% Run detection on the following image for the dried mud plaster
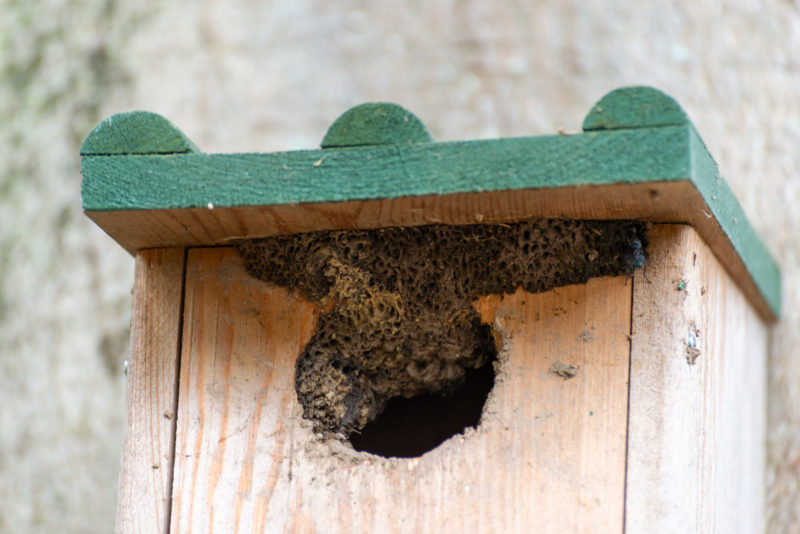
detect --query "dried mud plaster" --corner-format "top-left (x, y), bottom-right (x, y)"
top-left (238, 219), bottom-right (648, 437)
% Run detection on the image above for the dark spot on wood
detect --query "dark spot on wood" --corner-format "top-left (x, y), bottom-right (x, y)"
top-left (549, 360), bottom-right (579, 379)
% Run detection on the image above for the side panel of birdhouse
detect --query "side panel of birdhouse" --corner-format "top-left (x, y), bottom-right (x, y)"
top-left (168, 247), bottom-right (633, 534)
top-left (626, 225), bottom-right (768, 533)
top-left (116, 248), bottom-right (186, 534)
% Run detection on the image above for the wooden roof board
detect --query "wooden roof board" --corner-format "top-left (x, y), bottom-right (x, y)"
top-left (81, 126), bottom-right (691, 211)
top-left (79, 87), bottom-right (780, 321)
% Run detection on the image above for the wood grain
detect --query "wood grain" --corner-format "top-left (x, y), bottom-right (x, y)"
top-left (321, 102), bottom-right (433, 148)
top-left (81, 111), bottom-right (200, 155)
top-left (170, 247), bottom-right (631, 533)
top-left (625, 225), bottom-right (768, 533)
top-left (582, 86), bottom-right (688, 131)
top-left (115, 248), bottom-right (185, 534)
top-left (169, 247), bottom-right (319, 533)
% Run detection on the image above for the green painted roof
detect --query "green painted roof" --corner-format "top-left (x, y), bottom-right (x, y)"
top-left (80, 86), bottom-right (781, 320)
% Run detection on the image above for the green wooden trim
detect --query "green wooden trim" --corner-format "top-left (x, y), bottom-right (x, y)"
top-left (80, 111), bottom-right (200, 156)
top-left (80, 86), bottom-right (781, 319)
top-left (321, 102), bottom-right (434, 148)
top-left (583, 86), bottom-right (689, 131)
top-left (82, 126), bottom-right (691, 210)
top-left (687, 128), bottom-right (781, 318)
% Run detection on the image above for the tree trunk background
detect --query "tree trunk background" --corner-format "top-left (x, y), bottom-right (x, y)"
top-left (1, 0), bottom-right (798, 531)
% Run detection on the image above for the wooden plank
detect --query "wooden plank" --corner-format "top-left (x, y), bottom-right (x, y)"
top-left (116, 248), bottom-right (185, 534)
top-left (170, 247), bottom-right (631, 533)
top-left (81, 125), bottom-right (690, 212)
top-left (625, 225), bottom-right (768, 532)
top-left (84, 182), bottom-right (699, 253)
top-left (85, 178), bottom-right (777, 323)
top-left (169, 247), bottom-right (319, 533)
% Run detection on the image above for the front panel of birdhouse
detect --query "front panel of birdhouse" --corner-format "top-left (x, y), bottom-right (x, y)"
top-left (171, 245), bottom-right (632, 533)
top-left (118, 225), bottom-right (767, 534)
top-left (83, 87), bottom-right (777, 534)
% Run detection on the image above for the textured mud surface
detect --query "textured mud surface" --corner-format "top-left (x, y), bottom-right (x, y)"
top-left (238, 219), bottom-right (648, 436)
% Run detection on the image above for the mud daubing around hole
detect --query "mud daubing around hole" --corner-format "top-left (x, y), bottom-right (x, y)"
top-left (238, 219), bottom-right (648, 457)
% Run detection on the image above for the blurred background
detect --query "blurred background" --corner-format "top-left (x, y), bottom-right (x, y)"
top-left (1, 0), bottom-right (798, 531)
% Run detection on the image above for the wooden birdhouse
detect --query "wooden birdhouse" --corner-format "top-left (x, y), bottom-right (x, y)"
top-left (81, 87), bottom-right (780, 534)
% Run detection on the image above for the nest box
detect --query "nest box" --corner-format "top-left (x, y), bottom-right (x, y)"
top-left (82, 87), bottom-right (780, 534)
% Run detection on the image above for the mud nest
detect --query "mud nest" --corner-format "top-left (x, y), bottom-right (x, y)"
top-left (238, 219), bottom-right (648, 437)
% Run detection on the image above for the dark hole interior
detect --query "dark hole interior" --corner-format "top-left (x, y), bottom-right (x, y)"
top-left (348, 355), bottom-right (497, 458)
